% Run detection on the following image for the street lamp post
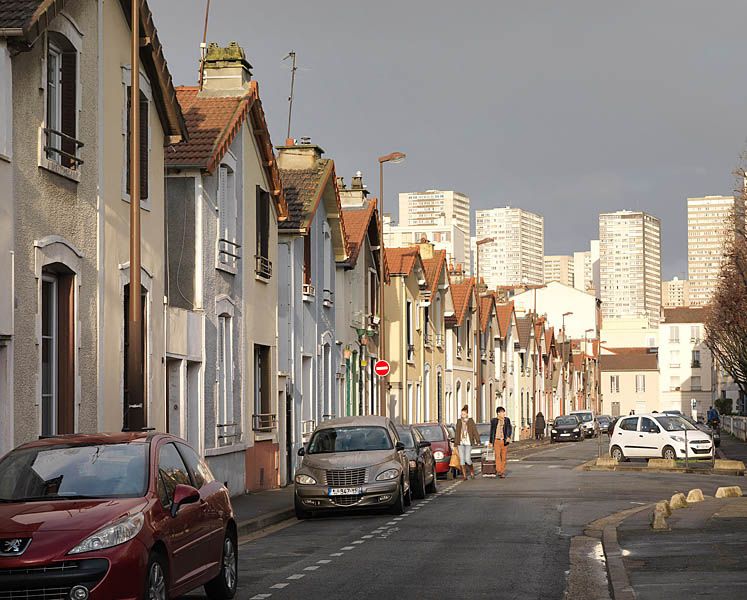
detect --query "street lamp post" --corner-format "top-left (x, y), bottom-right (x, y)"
top-left (378, 152), bottom-right (406, 417)
top-left (561, 311), bottom-right (573, 415)
top-left (475, 237), bottom-right (494, 421)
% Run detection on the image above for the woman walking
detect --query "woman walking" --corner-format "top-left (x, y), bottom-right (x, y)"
top-left (534, 412), bottom-right (546, 440)
top-left (454, 405), bottom-right (480, 480)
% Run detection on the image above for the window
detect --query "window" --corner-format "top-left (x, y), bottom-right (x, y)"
top-left (45, 34), bottom-right (81, 170)
top-left (669, 349), bottom-right (680, 368)
top-left (303, 233), bottom-right (312, 285)
top-left (406, 300), bottom-right (414, 361)
top-left (669, 375), bottom-right (679, 391)
top-left (255, 186), bottom-right (272, 279)
top-left (635, 374), bottom-right (646, 393)
top-left (691, 350), bottom-right (701, 368)
top-left (125, 87), bottom-right (149, 199)
top-left (669, 326), bottom-right (679, 343)
top-left (609, 375), bottom-right (620, 394)
top-left (217, 314), bottom-right (234, 427)
top-left (217, 164), bottom-right (238, 270)
top-left (619, 417), bottom-right (638, 431)
top-left (640, 417), bottom-right (659, 433)
top-left (176, 442), bottom-right (214, 490)
top-left (691, 376), bottom-right (701, 391)
top-left (466, 318), bottom-right (472, 358)
top-left (0, 41), bottom-right (11, 159)
top-left (690, 326), bottom-right (700, 342)
top-left (157, 443), bottom-right (192, 508)
top-left (253, 345), bottom-right (274, 431)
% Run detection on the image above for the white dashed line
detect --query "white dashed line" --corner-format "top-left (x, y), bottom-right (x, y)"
top-left (317, 559), bottom-right (332, 564)
top-left (362, 535), bottom-right (374, 539)
top-left (270, 583), bottom-right (289, 589)
top-left (287, 574), bottom-right (305, 580)
top-left (251, 595), bottom-right (272, 599)
top-left (341, 546), bottom-right (355, 551)
top-left (352, 540), bottom-right (365, 545)
top-left (304, 566), bottom-right (320, 571)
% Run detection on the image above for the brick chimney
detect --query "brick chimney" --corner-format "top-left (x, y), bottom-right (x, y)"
top-left (339, 170), bottom-right (369, 208)
top-left (201, 42), bottom-right (252, 96)
top-left (416, 238), bottom-right (434, 260)
top-left (276, 137), bottom-right (326, 170)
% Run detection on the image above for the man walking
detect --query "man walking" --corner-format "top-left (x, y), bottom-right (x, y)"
top-left (489, 406), bottom-right (513, 479)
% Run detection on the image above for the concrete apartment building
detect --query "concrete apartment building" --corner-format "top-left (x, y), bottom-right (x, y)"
top-left (662, 277), bottom-right (690, 308)
top-left (398, 190), bottom-right (470, 268)
top-left (687, 196), bottom-right (744, 306)
top-left (475, 207), bottom-right (544, 289)
top-left (544, 255), bottom-right (574, 286)
top-left (599, 211), bottom-right (662, 327)
top-left (573, 240), bottom-right (600, 295)
top-left (384, 214), bottom-right (467, 268)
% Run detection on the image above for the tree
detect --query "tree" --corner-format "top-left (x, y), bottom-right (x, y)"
top-left (704, 171), bottom-right (747, 415)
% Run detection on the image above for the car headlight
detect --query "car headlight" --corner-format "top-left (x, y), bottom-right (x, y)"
top-left (376, 468), bottom-right (400, 481)
top-left (573, 428), bottom-right (580, 433)
top-left (69, 513), bottom-right (144, 554)
top-left (409, 460), bottom-right (417, 469)
top-left (551, 429), bottom-right (557, 434)
top-left (670, 435), bottom-right (685, 443)
top-left (433, 451), bottom-right (445, 460)
top-left (295, 474), bottom-right (317, 485)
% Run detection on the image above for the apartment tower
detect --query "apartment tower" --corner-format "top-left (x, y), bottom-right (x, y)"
top-left (543, 255), bottom-right (574, 286)
top-left (475, 207), bottom-right (544, 289)
top-left (599, 211), bottom-right (662, 326)
top-left (662, 277), bottom-right (690, 308)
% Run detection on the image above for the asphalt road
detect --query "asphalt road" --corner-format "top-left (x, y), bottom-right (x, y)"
top-left (184, 437), bottom-right (746, 600)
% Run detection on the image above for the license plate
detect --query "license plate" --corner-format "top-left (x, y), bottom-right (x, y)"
top-left (328, 487), bottom-right (362, 496)
top-left (560, 433), bottom-right (570, 437)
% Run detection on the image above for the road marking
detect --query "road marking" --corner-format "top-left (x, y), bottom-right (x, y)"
top-left (271, 583), bottom-right (289, 589)
top-left (251, 595), bottom-right (272, 599)
top-left (317, 559), bottom-right (332, 564)
top-left (341, 546), bottom-right (355, 550)
top-left (393, 517), bottom-right (403, 521)
top-left (330, 552), bottom-right (343, 557)
top-left (386, 521), bottom-right (397, 525)
top-left (287, 574), bottom-right (305, 580)
top-left (362, 535), bottom-right (374, 538)
top-left (352, 540), bottom-right (365, 545)
top-left (304, 565), bottom-right (320, 571)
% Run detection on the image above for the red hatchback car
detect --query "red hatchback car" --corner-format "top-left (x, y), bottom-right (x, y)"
top-left (413, 423), bottom-right (452, 477)
top-left (0, 432), bottom-right (237, 600)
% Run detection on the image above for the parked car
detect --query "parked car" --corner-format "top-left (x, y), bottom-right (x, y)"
top-left (470, 423), bottom-right (492, 462)
top-left (609, 413), bottom-right (714, 461)
top-left (413, 423), bottom-right (452, 478)
top-left (294, 416), bottom-right (411, 518)
top-left (550, 415), bottom-right (583, 442)
top-left (396, 426), bottom-right (437, 498)
top-left (662, 409), bottom-right (683, 416)
top-left (596, 415), bottom-right (612, 434)
top-left (683, 415), bottom-right (721, 448)
top-left (0, 432), bottom-right (237, 600)
top-left (569, 410), bottom-right (597, 438)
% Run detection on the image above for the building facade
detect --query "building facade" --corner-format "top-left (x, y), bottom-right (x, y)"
top-left (444, 273), bottom-right (476, 424)
top-left (599, 210), bottom-right (661, 327)
top-left (573, 240), bottom-right (599, 295)
top-left (601, 348), bottom-right (660, 416)
top-left (662, 277), bottom-right (690, 308)
top-left (687, 195), bottom-right (744, 307)
top-left (544, 255), bottom-right (574, 286)
top-left (384, 214), bottom-right (466, 269)
top-left (475, 207), bottom-right (544, 289)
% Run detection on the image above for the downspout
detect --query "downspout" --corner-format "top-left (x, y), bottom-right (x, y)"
top-left (95, 0), bottom-right (105, 431)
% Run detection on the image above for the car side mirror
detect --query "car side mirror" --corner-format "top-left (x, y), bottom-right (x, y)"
top-left (170, 484), bottom-right (200, 518)
top-left (298, 447), bottom-right (305, 457)
top-left (418, 440), bottom-right (431, 449)
top-left (395, 441), bottom-right (406, 452)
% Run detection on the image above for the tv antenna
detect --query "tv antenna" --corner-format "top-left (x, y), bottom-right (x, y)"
top-left (283, 51), bottom-right (297, 140)
top-left (198, 0), bottom-right (211, 90)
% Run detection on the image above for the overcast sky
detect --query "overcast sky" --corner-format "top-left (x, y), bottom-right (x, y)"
top-left (150, 0), bottom-right (747, 278)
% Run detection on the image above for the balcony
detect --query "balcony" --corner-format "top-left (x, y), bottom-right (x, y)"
top-left (302, 419), bottom-right (316, 439)
top-left (669, 363), bottom-right (680, 369)
top-left (435, 333), bottom-right (444, 348)
top-left (302, 283), bottom-right (315, 301)
top-left (424, 331), bottom-right (432, 348)
top-left (218, 238), bottom-right (241, 270)
top-left (252, 413), bottom-right (277, 433)
top-left (407, 344), bottom-right (415, 362)
top-left (255, 255), bottom-right (272, 280)
top-left (43, 127), bottom-right (84, 170)
top-left (216, 422), bottom-right (241, 445)
top-left (691, 361), bottom-right (701, 369)
top-left (456, 343), bottom-right (463, 359)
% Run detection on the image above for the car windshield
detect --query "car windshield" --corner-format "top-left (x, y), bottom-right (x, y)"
top-left (573, 412), bottom-right (593, 422)
top-left (0, 443), bottom-right (149, 501)
top-left (555, 416), bottom-right (578, 426)
top-left (663, 410), bottom-right (682, 416)
top-left (396, 429), bottom-right (416, 448)
top-left (415, 425), bottom-right (445, 442)
top-left (655, 416), bottom-right (697, 432)
top-left (307, 427), bottom-right (393, 454)
top-left (597, 417), bottom-right (610, 424)
top-left (477, 424), bottom-right (491, 442)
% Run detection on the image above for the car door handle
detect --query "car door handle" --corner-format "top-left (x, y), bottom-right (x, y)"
top-left (639, 434), bottom-right (644, 437)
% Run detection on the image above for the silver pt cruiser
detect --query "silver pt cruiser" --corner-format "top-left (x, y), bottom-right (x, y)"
top-left (294, 416), bottom-right (411, 518)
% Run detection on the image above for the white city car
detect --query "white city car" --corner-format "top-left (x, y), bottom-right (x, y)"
top-left (609, 413), bottom-right (714, 461)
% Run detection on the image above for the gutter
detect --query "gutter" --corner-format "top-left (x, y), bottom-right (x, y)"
top-left (0, 29), bottom-right (24, 37)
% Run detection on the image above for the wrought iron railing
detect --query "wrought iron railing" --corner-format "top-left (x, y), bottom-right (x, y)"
top-left (252, 413), bottom-right (277, 432)
top-left (255, 255), bottom-right (272, 279)
top-left (218, 238), bottom-right (241, 267)
top-left (43, 127), bottom-right (84, 169)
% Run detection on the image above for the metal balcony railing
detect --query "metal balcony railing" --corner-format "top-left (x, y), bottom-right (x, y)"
top-left (43, 127), bottom-right (84, 169)
top-left (302, 419), bottom-right (316, 437)
top-left (216, 422), bottom-right (240, 443)
top-left (252, 413), bottom-right (277, 433)
top-left (255, 255), bottom-right (272, 279)
top-left (423, 331), bottom-right (432, 347)
top-left (435, 333), bottom-right (444, 348)
top-left (302, 283), bottom-right (315, 298)
top-left (218, 238), bottom-right (241, 267)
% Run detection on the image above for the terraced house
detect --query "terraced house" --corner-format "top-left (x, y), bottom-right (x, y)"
top-left (165, 42), bottom-right (287, 493)
top-left (444, 271), bottom-right (476, 423)
top-left (0, 0), bottom-right (186, 450)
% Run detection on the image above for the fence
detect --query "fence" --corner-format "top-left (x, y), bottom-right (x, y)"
top-left (722, 415), bottom-right (747, 441)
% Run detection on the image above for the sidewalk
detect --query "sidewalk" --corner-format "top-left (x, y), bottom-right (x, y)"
top-left (720, 432), bottom-right (747, 464)
top-left (613, 494), bottom-right (747, 599)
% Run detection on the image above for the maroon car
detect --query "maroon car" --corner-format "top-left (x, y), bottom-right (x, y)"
top-left (413, 423), bottom-right (452, 477)
top-left (0, 432), bottom-right (237, 600)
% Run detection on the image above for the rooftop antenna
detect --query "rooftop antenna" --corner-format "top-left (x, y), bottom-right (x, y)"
top-left (198, 0), bottom-right (211, 90)
top-left (283, 51), bottom-right (297, 140)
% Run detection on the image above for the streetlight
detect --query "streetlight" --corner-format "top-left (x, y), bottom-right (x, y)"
top-left (561, 311), bottom-right (573, 415)
top-left (584, 328), bottom-right (594, 411)
top-left (521, 278), bottom-right (542, 425)
top-left (378, 151), bottom-right (406, 417)
top-left (475, 237), bottom-right (494, 421)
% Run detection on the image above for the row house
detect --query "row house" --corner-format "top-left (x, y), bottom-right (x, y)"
top-left (444, 273), bottom-right (476, 423)
top-left (164, 43), bottom-right (287, 493)
top-left (336, 173), bottom-right (382, 418)
top-left (0, 0), bottom-right (186, 453)
top-left (600, 347), bottom-right (660, 416)
top-left (277, 140), bottom-right (347, 476)
top-left (513, 315), bottom-right (535, 436)
top-left (478, 292), bottom-right (500, 420)
top-left (495, 301), bottom-right (518, 419)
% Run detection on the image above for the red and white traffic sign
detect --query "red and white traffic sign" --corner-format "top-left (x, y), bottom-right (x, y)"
top-left (374, 359), bottom-right (390, 377)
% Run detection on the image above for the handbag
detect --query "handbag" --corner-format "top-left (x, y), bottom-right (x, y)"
top-left (449, 445), bottom-right (461, 468)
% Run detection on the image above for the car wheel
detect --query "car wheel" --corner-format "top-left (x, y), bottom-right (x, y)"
top-left (426, 465), bottom-right (438, 494)
top-left (662, 446), bottom-right (676, 460)
top-left (145, 552), bottom-right (168, 600)
top-left (390, 480), bottom-right (405, 515)
top-left (610, 445), bottom-right (625, 462)
top-left (204, 531), bottom-right (238, 599)
top-left (294, 494), bottom-right (312, 520)
top-left (413, 468), bottom-right (426, 499)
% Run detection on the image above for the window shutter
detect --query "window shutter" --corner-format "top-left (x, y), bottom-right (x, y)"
top-left (60, 51), bottom-right (76, 169)
top-left (139, 94), bottom-right (148, 199)
top-left (126, 88), bottom-right (131, 195)
top-left (303, 233), bottom-right (311, 284)
top-left (218, 166), bottom-right (228, 242)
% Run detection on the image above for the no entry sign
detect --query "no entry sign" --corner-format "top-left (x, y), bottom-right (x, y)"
top-left (374, 359), bottom-right (390, 377)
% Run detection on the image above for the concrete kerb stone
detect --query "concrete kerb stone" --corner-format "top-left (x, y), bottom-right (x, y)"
top-left (715, 485), bottom-right (744, 499)
top-left (237, 507), bottom-right (296, 538)
top-left (669, 492), bottom-right (688, 510)
top-left (647, 458), bottom-right (677, 469)
top-left (714, 459), bottom-right (746, 474)
top-left (686, 488), bottom-right (705, 503)
top-left (595, 456), bottom-right (618, 468)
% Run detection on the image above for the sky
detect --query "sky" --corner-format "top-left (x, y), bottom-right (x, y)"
top-left (149, 0), bottom-right (747, 279)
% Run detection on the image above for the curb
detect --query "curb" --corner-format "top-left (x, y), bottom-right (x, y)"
top-left (581, 463), bottom-right (744, 476)
top-left (237, 507), bottom-right (295, 538)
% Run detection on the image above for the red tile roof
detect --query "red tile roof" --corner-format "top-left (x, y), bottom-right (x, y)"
top-left (495, 302), bottom-right (514, 339)
top-left (422, 250), bottom-right (447, 297)
top-left (480, 295), bottom-right (495, 332)
top-left (545, 327), bottom-right (555, 354)
top-left (662, 307), bottom-right (708, 324)
top-left (448, 278), bottom-right (475, 327)
top-left (341, 200), bottom-right (377, 267)
top-left (278, 160), bottom-right (333, 231)
top-left (600, 348), bottom-right (658, 371)
top-left (385, 247), bottom-right (420, 276)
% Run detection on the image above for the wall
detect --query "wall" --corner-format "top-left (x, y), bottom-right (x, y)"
top-left (658, 321), bottom-right (712, 415)
top-left (602, 369), bottom-right (660, 416)
top-left (513, 282), bottom-right (598, 340)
